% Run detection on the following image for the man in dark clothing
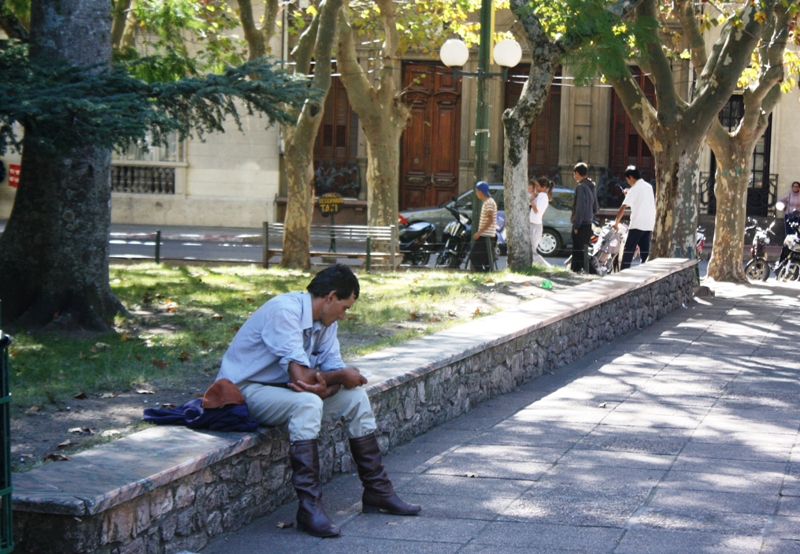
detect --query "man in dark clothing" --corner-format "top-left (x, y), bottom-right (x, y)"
top-left (570, 162), bottom-right (599, 273)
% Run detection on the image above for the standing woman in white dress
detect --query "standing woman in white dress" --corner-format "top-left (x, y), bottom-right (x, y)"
top-left (529, 177), bottom-right (554, 266)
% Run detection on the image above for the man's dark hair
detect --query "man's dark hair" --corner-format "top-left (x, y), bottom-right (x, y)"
top-left (573, 162), bottom-right (588, 177)
top-left (307, 264), bottom-right (360, 300)
top-left (623, 166), bottom-right (642, 180)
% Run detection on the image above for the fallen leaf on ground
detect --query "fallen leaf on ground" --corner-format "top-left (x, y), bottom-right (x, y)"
top-left (178, 351), bottom-right (191, 363)
top-left (152, 358), bottom-right (168, 369)
top-left (408, 312), bottom-right (418, 320)
top-left (43, 453), bottom-right (69, 462)
top-left (101, 430), bottom-right (121, 438)
top-left (26, 406), bottom-right (40, 414)
top-left (598, 402), bottom-right (607, 408)
top-left (210, 314), bottom-right (223, 320)
top-left (95, 342), bottom-right (111, 350)
top-left (119, 334), bottom-right (128, 342)
top-left (160, 403), bottom-right (176, 409)
top-left (276, 522), bottom-right (294, 529)
top-left (73, 392), bottom-right (87, 400)
top-left (473, 308), bottom-right (482, 317)
top-left (136, 389), bottom-right (155, 395)
top-left (69, 427), bottom-right (94, 435)
top-left (57, 440), bottom-right (72, 449)
top-left (100, 391), bottom-right (118, 399)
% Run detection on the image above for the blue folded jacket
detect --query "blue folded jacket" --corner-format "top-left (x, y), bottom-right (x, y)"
top-left (143, 397), bottom-right (260, 432)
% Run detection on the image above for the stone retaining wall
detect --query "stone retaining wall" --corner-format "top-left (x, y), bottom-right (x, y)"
top-left (12, 260), bottom-right (697, 553)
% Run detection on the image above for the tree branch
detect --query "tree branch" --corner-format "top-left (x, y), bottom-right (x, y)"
top-left (292, 9), bottom-right (320, 76)
top-left (689, 0), bottom-right (772, 123)
top-left (674, 0), bottom-right (708, 73)
top-left (336, 6), bottom-right (374, 114)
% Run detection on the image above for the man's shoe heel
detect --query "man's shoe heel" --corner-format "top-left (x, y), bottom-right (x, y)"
top-left (362, 504), bottom-right (381, 514)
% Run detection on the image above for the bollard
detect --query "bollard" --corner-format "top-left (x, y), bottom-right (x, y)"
top-left (268, 221), bottom-right (269, 269)
top-left (584, 245), bottom-right (590, 273)
top-left (366, 237), bottom-right (372, 272)
top-left (0, 331), bottom-right (13, 554)
top-left (155, 230), bottom-right (162, 264)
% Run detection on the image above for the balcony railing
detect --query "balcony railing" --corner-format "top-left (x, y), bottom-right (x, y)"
top-left (112, 165), bottom-right (176, 194)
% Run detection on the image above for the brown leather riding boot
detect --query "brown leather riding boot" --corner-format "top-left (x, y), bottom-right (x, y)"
top-left (348, 433), bottom-right (421, 515)
top-left (289, 439), bottom-right (341, 537)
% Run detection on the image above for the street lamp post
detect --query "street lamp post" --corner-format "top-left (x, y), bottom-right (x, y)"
top-left (439, 6), bottom-right (521, 263)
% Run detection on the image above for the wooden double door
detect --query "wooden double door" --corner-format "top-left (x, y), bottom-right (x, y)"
top-left (400, 64), bottom-right (461, 210)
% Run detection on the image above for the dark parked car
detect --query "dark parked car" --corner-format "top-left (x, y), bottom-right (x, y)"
top-left (400, 183), bottom-right (574, 256)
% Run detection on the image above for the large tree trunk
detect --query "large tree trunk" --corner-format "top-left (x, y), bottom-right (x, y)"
top-left (500, 37), bottom-right (558, 271)
top-left (280, 0), bottom-right (342, 269)
top-left (650, 136), bottom-right (702, 259)
top-left (706, 146), bottom-right (751, 282)
top-left (0, 0), bottom-right (126, 332)
top-left (704, 6), bottom-right (788, 283)
top-left (336, 0), bottom-right (409, 229)
top-left (364, 123), bottom-right (404, 227)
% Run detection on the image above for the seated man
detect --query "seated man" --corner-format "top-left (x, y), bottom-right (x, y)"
top-left (215, 264), bottom-right (420, 537)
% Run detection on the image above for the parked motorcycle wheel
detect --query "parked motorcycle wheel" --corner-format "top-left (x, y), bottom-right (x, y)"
top-left (403, 250), bottom-right (431, 267)
top-left (776, 261), bottom-right (800, 281)
top-left (435, 251), bottom-right (461, 269)
top-left (784, 262), bottom-right (800, 281)
top-left (744, 258), bottom-right (770, 282)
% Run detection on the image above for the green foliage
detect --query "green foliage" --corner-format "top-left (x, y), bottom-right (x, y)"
top-left (346, 0), bottom-right (481, 56)
top-left (127, 0), bottom-right (248, 74)
top-left (567, 12), bottom-right (660, 85)
top-left (0, 43), bottom-right (318, 156)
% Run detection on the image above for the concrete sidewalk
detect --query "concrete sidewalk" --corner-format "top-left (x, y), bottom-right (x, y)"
top-left (203, 281), bottom-right (800, 554)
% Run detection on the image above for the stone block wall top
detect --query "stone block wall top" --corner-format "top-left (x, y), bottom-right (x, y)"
top-left (358, 258), bottom-right (696, 394)
top-left (12, 426), bottom-right (268, 516)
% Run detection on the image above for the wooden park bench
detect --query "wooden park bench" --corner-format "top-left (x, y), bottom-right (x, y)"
top-left (262, 222), bottom-right (398, 271)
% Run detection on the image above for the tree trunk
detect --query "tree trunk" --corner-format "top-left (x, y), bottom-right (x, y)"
top-left (364, 122), bottom-right (404, 227)
top-left (650, 136), bottom-right (702, 259)
top-left (336, 1), bottom-right (409, 229)
top-left (282, 124), bottom-right (317, 270)
top-left (280, 0), bottom-right (342, 270)
top-left (0, 0), bottom-right (126, 332)
top-left (706, 148), bottom-right (751, 282)
top-left (501, 58), bottom-right (556, 271)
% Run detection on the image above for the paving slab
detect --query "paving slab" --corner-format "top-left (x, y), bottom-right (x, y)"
top-left (203, 282), bottom-right (800, 554)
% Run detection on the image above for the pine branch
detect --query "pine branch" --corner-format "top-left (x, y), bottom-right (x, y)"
top-left (0, 45), bottom-right (318, 155)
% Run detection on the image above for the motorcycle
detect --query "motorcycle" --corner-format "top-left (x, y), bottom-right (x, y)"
top-left (773, 211), bottom-right (800, 281)
top-left (434, 204), bottom-right (472, 269)
top-left (434, 206), bottom-right (505, 270)
top-left (744, 217), bottom-right (775, 282)
top-left (398, 214), bottom-right (436, 266)
top-left (564, 220), bottom-right (603, 271)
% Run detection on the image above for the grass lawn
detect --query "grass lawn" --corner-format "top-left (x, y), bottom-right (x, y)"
top-left (8, 263), bottom-right (572, 414)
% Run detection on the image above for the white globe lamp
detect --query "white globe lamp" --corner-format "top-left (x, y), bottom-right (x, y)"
top-left (493, 38), bottom-right (522, 68)
top-left (439, 39), bottom-right (469, 68)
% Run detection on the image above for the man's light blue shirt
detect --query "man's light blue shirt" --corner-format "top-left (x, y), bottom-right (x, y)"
top-left (216, 291), bottom-right (346, 385)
